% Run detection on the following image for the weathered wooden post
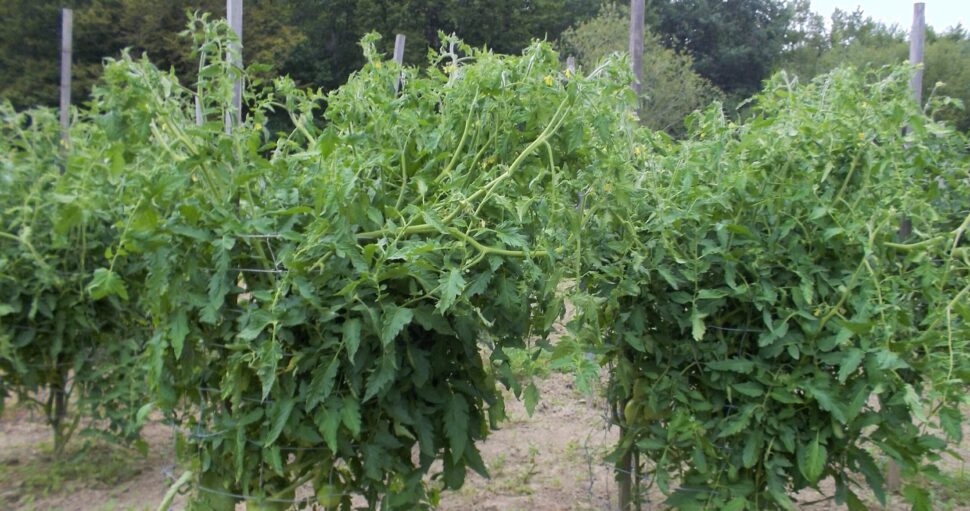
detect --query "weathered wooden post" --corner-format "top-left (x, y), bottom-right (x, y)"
top-left (888, 3), bottom-right (927, 489)
top-left (629, 0), bottom-right (645, 97)
top-left (909, 2), bottom-right (926, 107)
top-left (393, 33), bottom-right (406, 93)
top-left (59, 8), bottom-right (73, 156)
top-left (225, 0), bottom-right (243, 133)
top-left (617, 3), bottom-right (646, 508)
top-left (897, 2), bottom-right (926, 242)
top-left (566, 55), bottom-right (576, 75)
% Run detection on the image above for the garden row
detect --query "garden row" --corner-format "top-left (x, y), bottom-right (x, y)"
top-left (1, 17), bottom-right (968, 511)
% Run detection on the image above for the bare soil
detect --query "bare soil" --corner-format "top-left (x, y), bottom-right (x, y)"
top-left (2, 372), bottom-right (968, 510)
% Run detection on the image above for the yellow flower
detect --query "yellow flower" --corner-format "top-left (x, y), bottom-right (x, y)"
top-left (375, 61), bottom-right (382, 70)
top-left (633, 145), bottom-right (643, 157)
top-left (858, 132), bottom-right (865, 141)
top-left (564, 69), bottom-right (573, 79)
top-left (543, 75), bottom-right (554, 87)
top-left (254, 122), bottom-right (262, 131)
top-left (443, 64), bottom-right (456, 73)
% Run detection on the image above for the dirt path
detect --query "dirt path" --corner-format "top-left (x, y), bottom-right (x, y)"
top-left (2, 371), bottom-right (968, 510)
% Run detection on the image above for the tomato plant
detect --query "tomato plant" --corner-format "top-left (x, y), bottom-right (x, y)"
top-left (567, 66), bottom-right (970, 509)
top-left (0, 102), bottom-right (147, 456)
top-left (86, 17), bottom-right (634, 509)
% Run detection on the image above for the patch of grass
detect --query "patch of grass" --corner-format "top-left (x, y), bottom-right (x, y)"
top-left (923, 462), bottom-right (970, 509)
top-left (0, 438), bottom-right (147, 508)
top-left (505, 347), bottom-right (552, 380)
top-left (489, 453), bottom-right (509, 477)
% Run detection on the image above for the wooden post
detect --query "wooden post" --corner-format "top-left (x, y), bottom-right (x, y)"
top-left (225, 0), bottom-right (243, 133)
top-left (195, 96), bottom-right (204, 126)
top-left (909, 3), bottom-right (926, 106)
top-left (393, 33), bottom-right (406, 94)
top-left (889, 8), bottom-right (927, 489)
top-left (898, 2), bottom-right (926, 241)
top-left (629, 0), bottom-right (645, 97)
top-left (566, 56), bottom-right (576, 75)
top-left (59, 8), bottom-right (73, 155)
top-left (618, 2), bottom-right (646, 509)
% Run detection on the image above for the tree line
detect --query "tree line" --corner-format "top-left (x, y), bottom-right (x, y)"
top-left (1, 0), bottom-right (968, 132)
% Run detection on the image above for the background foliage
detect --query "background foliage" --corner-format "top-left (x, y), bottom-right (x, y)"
top-left (3, 1), bottom-right (968, 133)
top-left (559, 2), bottom-right (722, 134)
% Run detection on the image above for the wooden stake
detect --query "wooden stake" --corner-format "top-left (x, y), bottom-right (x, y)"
top-left (629, 0), bottom-right (645, 97)
top-left (566, 56), bottom-right (576, 75)
top-left (226, 0), bottom-right (243, 133)
top-left (619, 3), bottom-right (646, 508)
top-left (393, 33), bottom-right (406, 93)
top-left (909, 3), bottom-right (926, 106)
top-left (891, 10), bottom-right (926, 486)
top-left (59, 8), bottom-right (73, 155)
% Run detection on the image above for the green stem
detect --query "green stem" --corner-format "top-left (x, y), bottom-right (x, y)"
top-left (156, 470), bottom-right (193, 511)
top-left (395, 132), bottom-right (412, 211)
top-left (884, 235), bottom-right (947, 251)
top-left (817, 259), bottom-right (866, 331)
top-left (435, 94), bottom-right (478, 183)
top-left (834, 150), bottom-right (863, 204)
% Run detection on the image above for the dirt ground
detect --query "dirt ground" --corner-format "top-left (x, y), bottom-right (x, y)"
top-left (2, 371), bottom-right (969, 511)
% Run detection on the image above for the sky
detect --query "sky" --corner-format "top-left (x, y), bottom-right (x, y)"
top-left (809, 0), bottom-right (968, 32)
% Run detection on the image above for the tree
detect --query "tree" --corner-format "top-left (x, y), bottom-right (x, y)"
top-left (650, 0), bottom-right (795, 100)
top-left (560, 2), bottom-right (722, 134)
top-left (281, 0), bottom-right (605, 91)
top-left (1, 0), bottom-right (605, 109)
top-left (923, 27), bottom-right (970, 132)
top-left (777, 9), bottom-right (970, 132)
top-left (0, 0), bottom-right (303, 109)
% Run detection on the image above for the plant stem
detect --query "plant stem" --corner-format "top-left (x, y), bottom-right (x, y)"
top-left (156, 470), bottom-right (193, 511)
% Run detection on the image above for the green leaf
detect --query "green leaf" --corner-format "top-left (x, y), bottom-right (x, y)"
top-left (902, 383), bottom-right (927, 422)
top-left (845, 489), bottom-right (866, 511)
top-left (343, 318), bottom-right (362, 362)
top-left (797, 435), bottom-right (827, 484)
top-left (262, 398), bottom-right (295, 447)
top-left (903, 484), bottom-right (932, 511)
top-left (86, 268), bottom-right (128, 301)
top-left (707, 358), bottom-right (754, 374)
top-left (380, 306), bottom-right (414, 346)
top-left (691, 309), bottom-right (706, 341)
top-left (722, 498), bottom-right (747, 511)
top-left (804, 384), bottom-right (847, 423)
top-left (307, 358), bottom-right (339, 410)
top-left (742, 429), bottom-right (762, 468)
top-left (718, 407), bottom-right (753, 438)
top-left (363, 354), bottom-right (397, 402)
top-left (444, 393), bottom-right (470, 462)
top-left (837, 349), bottom-right (864, 383)
top-left (341, 397), bottom-right (361, 438)
top-left (255, 340), bottom-right (282, 401)
top-left (314, 406), bottom-right (340, 452)
top-left (733, 382), bottom-right (764, 397)
top-left (169, 310), bottom-right (189, 359)
top-left (523, 382), bottom-right (539, 417)
top-left (436, 268), bottom-right (466, 313)
top-left (0, 304), bottom-right (13, 317)
top-left (135, 402), bottom-right (155, 425)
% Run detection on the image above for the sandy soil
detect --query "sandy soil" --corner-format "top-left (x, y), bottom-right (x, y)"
top-left (2, 372), bottom-right (968, 511)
